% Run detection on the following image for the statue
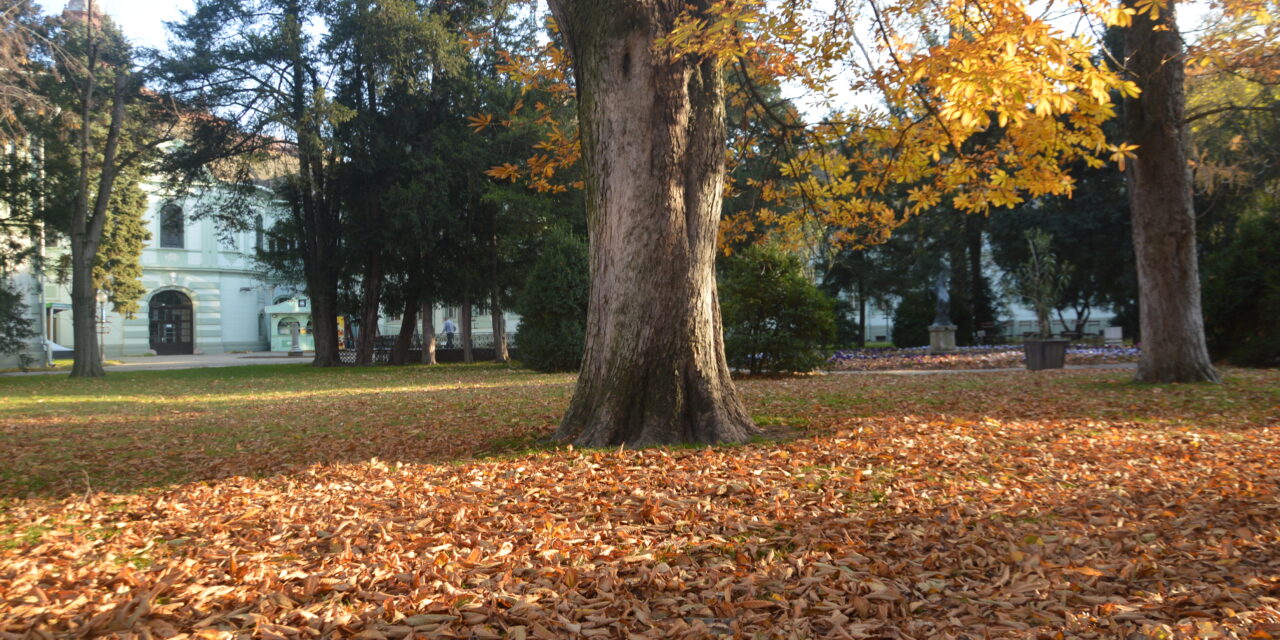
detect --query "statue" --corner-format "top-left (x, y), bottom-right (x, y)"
top-left (928, 259), bottom-right (957, 353)
top-left (932, 263), bottom-right (952, 327)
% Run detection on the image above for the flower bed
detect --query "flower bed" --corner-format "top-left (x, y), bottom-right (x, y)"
top-left (827, 344), bottom-right (1141, 371)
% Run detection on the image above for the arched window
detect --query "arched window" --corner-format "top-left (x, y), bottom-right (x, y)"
top-left (160, 204), bottom-right (184, 249)
top-left (277, 317), bottom-right (301, 335)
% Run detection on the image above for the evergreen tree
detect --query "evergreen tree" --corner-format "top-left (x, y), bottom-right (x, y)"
top-left (1202, 202), bottom-right (1280, 367)
top-left (23, 6), bottom-right (174, 377)
top-left (515, 228), bottom-right (589, 372)
top-left (162, 0), bottom-right (347, 366)
top-left (326, 0), bottom-right (468, 365)
top-left (719, 245), bottom-right (836, 374)
top-left (0, 0), bottom-right (42, 145)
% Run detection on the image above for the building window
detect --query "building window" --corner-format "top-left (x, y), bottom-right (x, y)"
top-left (160, 204), bottom-right (184, 249)
top-left (298, 298), bottom-right (308, 308)
top-left (277, 317), bottom-right (300, 335)
top-left (254, 215), bottom-right (264, 251)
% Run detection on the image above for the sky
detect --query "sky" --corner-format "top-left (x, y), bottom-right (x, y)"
top-left (36, 0), bottom-right (194, 51)
top-left (36, 0), bottom-right (1215, 122)
top-left (41, 0), bottom-right (1216, 54)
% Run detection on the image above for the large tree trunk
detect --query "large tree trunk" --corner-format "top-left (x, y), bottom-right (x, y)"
top-left (460, 294), bottom-right (473, 364)
top-left (420, 298), bottom-right (437, 365)
top-left (1123, 0), bottom-right (1219, 383)
top-left (283, 0), bottom-right (342, 369)
top-left (69, 259), bottom-right (103, 378)
top-left (390, 290), bottom-right (418, 366)
top-left (355, 254), bottom-right (383, 366)
top-left (309, 281), bottom-right (342, 367)
top-left (548, 0), bottom-right (757, 446)
top-left (490, 288), bottom-right (509, 364)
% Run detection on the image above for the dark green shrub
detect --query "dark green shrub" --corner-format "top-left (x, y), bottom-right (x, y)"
top-left (0, 278), bottom-right (36, 369)
top-left (890, 288), bottom-right (934, 348)
top-left (1203, 211), bottom-right (1280, 367)
top-left (515, 229), bottom-right (590, 372)
top-left (719, 245), bottom-right (836, 373)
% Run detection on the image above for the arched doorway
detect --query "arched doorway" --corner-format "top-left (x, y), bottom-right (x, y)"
top-left (149, 290), bottom-right (194, 355)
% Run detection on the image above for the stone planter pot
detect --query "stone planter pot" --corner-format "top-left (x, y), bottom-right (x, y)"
top-left (1024, 339), bottom-right (1068, 370)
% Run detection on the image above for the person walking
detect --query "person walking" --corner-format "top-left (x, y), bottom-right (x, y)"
top-left (443, 317), bottom-right (457, 349)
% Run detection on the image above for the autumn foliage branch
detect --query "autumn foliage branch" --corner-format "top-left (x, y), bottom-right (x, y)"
top-left (475, 0), bottom-right (1273, 251)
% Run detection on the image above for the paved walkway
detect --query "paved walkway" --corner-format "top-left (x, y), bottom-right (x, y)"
top-left (1, 352), bottom-right (315, 376)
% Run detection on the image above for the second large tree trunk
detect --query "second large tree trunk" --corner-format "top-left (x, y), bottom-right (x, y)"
top-left (69, 257), bottom-right (104, 378)
top-left (390, 290), bottom-right (418, 366)
top-left (1123, 0), bottom-right (1219, 383)
top-left (490, 291), bottom-right (509, 364)
top-left (549, 0), bottom-right (757, 446)
top-left (309, 284), bottom-right (342, 367)
top-left (489, 232), bottom-right (509, 363)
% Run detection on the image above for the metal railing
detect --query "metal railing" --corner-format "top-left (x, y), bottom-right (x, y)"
top-left (341, 331), bottom-right (513, 364)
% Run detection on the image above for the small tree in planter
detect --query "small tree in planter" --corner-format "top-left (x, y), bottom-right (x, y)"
top-left (1008, 230), bottom-right (1073, 370)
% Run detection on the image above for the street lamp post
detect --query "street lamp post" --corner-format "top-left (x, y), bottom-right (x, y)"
top-left (288, 322), bottom-right (303, 357)
top-left (96, 289), bottom-right (108, 363)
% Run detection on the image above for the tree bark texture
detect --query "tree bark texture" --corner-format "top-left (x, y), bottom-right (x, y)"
top-left (390, 290), bottom-right (418, 366)
top-left (69, 76), bottom-right (128, 378)
top-left (548, 0), bottom-right (758, 446)
top-left (309, 284), bottom-right (341, 367)
top-left (69, 259), bottom-right (104, 378)
top-left (420, 298), bottom-right (437, 365)
top-left (355, 254), bottom-right (383, 366)
top-left (1123, 0), bottom-right (1220, 383)
top-left (490, 289), bottom-right (509, 363)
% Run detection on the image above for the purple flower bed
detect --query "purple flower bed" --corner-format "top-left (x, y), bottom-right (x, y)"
top-left (827, 344), bottom-right (1141, 371)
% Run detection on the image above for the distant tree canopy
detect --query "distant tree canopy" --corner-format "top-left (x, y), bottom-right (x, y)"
top-left (891, 289), bottom-right (935, 349)
top-left (160, 0), bottom-right (581, 367)
top-left (987, 165), bottom-right (1136, 336)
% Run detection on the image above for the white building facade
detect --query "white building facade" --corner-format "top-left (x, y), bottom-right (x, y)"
top-left (2, 179), bottom-right (522, 368)
top-left (35, 185), bottom-right (278, 361)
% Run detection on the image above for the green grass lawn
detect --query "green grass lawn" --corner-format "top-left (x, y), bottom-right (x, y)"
top-left (2, 364), bottom-right (1278, 638)
top-left (0, 363), bottom-right (576, 498)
